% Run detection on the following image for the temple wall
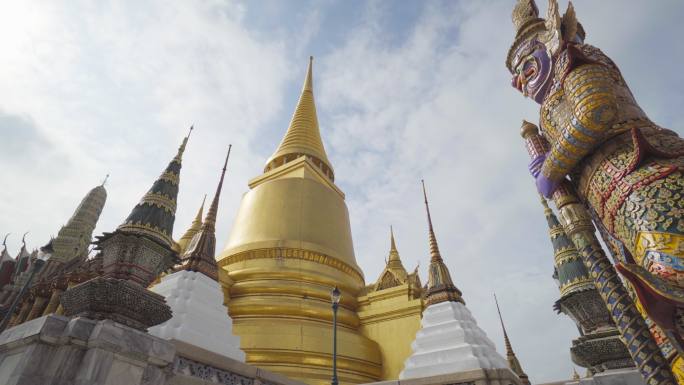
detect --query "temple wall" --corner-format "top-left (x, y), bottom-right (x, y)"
top-left (358, 284), bottom-right (423, 380)
top-left (0, 314), bottom-right (309, 385)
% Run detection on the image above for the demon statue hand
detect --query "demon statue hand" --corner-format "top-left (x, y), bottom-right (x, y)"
top-left (507, 0), bottom-right (684, 377)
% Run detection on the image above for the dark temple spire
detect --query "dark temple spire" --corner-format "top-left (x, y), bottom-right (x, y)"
top-left (178, 145), bottom-right (232, 280)
top-left (114, 126), bottom-right (193, 249)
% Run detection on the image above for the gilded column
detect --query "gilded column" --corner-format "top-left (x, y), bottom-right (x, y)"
top-left (26, 295), bottom-right (48, 321)
top-left (42, 288), bottom-right (63, 316)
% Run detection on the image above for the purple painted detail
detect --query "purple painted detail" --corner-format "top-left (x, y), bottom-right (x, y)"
top-left (536, 173), bottom-right (560, 198)
top-left (528, 154), bottom-right (545, 177)
top-left (528, 153), bottom-right (559, 197)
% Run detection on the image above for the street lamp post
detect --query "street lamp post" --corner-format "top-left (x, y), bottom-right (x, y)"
top-left (0, 252), bottom-right (50, 333)
top-left (331, 286), bottom-right (341, 385)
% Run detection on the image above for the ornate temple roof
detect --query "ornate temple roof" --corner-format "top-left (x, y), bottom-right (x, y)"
top-left (0, 234), bottom-right (11, 263)
top-left (421, 180), bottom-right (464, 306)
top-left (264, 57), bottom-right (334, 181)
top-left (0, 234), bottom-right (16, 288)
top-left (374, 227), bottom-right (409, 291)
top-left (106, 127), bottom-right (192, 250)
top-left (541, 197), bottom-right (594, 302)
top-left (494, 293), bottom-right (531, 385)
top-left (178, 146), bottom-right (231, 281)
top-left (13, 233), bottom-right (31, 278)
top-left (176, 195), bottom-right (205, 254)
top-left (51, 182), bottom-right (107, 263)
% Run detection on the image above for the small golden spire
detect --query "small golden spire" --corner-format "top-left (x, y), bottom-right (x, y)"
top-left (204, 144), bottom-right (232, 229)
top-left (265, 57), bottom-right (333, 179)
top-left (421, 180), bottom-right (464, 306)
top-left (177, 195), bottom-right (206, 254)
top-left (421, 179), bottom-right (442, 263)
top-left (386, 226), bottom-right (406, 272)
top-left (494, 293), bottom-right (531, 385)
top-left (390, 225), bottom-right (397, 252)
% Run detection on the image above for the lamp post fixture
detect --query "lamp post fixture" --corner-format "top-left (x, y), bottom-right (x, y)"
top-left (0, 251), bottom-right (50, 333)
top-left (331, 286), bottom-right (341, 385)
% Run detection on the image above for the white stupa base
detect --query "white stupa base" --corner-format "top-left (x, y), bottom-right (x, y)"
top-left (149, 270), bottom-right (245, 361)
top-left (400, 301), bottom-right (508, 379)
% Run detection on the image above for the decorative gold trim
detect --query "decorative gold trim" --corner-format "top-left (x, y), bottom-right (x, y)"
top-left (116, 222), bottom-right (174, 247)
top-left (218, 247), bottom-right (364, 282)
top-left (158, 171), bottom-right (180, 186)
top-left (139, 192), bottom-right (177, 213)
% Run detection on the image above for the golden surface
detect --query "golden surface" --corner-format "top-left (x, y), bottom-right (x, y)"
top-left (358, 284), bottom-right (423, 380)
top-left (222, 158), bottom-right (360, 272)
top-left (216, 59), bottom-right (430, 384)
top-left (176, 196), bottom-right (204, 254)
top-left (218, 59), bottom-right (380, 384)
top-left (265, 57), bottom-right (332, 178)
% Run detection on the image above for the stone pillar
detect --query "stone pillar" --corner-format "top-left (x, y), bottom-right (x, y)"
top-left (42, 289), bottom-right (63, 316)
top-left (26, 297), bottom-right (48, 321)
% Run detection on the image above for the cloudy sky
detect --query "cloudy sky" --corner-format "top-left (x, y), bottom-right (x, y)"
top-left (1, 0), bottom-right (683, 382)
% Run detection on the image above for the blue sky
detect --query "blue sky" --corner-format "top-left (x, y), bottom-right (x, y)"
top-left (1, 1), bottom-right (683, 383)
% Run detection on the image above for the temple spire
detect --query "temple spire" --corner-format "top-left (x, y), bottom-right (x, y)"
top-left (422, 180), bottom-right (443, 263)
top-left (114, 128), bottom-right (192, 249)
top-left (101, 174), bottom-right (109, 187)
top-left (421, 180), bottom-right (464, 305)
top-left (179, 145), bottom-right (232, 280)
top-left (177, 195), bottom-right (206, 254)
top-left (494, 293), bottom-right (531, 385)
top-left (0, 233), bottom-right (10, 262)
top-left (264, 57), bottom-right (333, 180)
top-left (390, 226), bottom-right (397, 251)
top-left (51, 181), bottom-right (107, 262)
top-left (386, 226), bottom-right (406, 273)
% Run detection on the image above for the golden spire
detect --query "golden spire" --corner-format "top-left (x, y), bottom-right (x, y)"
top-left (421, 180), bottom-right (464, 305)
top-left (264, 57), bottom-right (333, 180)
top-left (494, 293), bottom-right (531, 385)
top-left (177, 195), bottom-right (206, 254)
top-left (180, 145), bottom-right (232, 280)
top-left (386, 226), bottom-right (407, 275)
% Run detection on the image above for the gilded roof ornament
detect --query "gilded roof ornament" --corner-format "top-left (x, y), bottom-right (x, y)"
top-left (264, 57), bottom-right (334, 180)
top-left (421, 180), bottom-right (464, 306)
top-left (373, 226), bottom-right (409, 291)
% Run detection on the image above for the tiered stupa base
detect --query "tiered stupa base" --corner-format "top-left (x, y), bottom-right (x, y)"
top-left (400, 301), bottom-right (508, 379)
top-left (149, 270), bottom-right (244, 361)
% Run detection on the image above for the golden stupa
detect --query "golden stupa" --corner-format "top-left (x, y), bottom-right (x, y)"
top-left (217, 58), bottom-right (423, 385)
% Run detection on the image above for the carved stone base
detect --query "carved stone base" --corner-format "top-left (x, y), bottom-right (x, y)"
top-left (571, 329), bottom-right (634, 373)
top-left (61, 277), bottom-right (171, 330)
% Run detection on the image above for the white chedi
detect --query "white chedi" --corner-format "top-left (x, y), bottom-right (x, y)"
top-left (149, 270), bottom-right (245, 361)
top-left (400, 301), bottom-right (508, 379)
